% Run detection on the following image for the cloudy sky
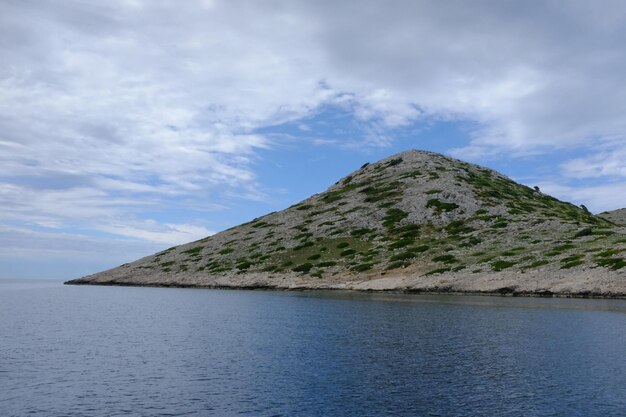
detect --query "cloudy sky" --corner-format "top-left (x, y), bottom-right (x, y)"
top-left (2, 0), bottom-right (626, 279)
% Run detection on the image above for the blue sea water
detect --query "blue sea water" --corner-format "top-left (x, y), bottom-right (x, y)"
top-left (1, 279), bottom-right (625, 417)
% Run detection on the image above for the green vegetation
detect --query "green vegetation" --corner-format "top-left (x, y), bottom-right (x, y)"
top-left (424, 267), bottom-right (452, 276)
top-left (527, 260), bottom-right (549, 268)
top-left (426, 198), bottom-right (459, 213)
top-left (292, 263), bottom-right (313, 273)
top-left (390, 251), bottom-right (417, 262)
top-left (182, 246), bottom-right (204, 255)
top-left (386, 260), bottom-right (409, 270)
top-left (352, 263), bottom-right (374, 272)
top-left (574, 228), bottom-right (593, 238)
top-left (351, 228), bottom-right (372, 237)
top-left (445, 220), bottom-right (473, 236)
top-left (388, 238), bottom-right (414, 249)
top-left (491, 260), bottom-right (515, 271)
top-left (360, 181), bottom-right (403, 203)
top-left (595, 257), bottom-right (625, 270)
top-left (383, 208), bottom-right (409, 227)
top-left (490, 220), bottom-right (508, 229)
top-left (294, 241), bottom-right (315, 250)
top-left (432, 254), bottom-right (457, 264)
top-left (236, 261), bottom-right (252, 270)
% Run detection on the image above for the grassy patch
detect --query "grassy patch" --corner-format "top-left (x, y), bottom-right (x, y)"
top-left (398, 169), bottom-right (422, 179)
top-left (219, 247), bottom-right (234, 255)
top-left (574, 228), bottom-right (593, 238)
top-left (394, 223), bottom-right (420, 238)
top-left (294, 241), bottom-right (315, 250)
top-left (390, 251), bottom-right (417, 262)
top-left (561, 260), bottom-right (584, 269)
top-left (527, 260), bottom-right (549, 268)
top-left (351, 228), bottom-right (372, 237)
top-left (182, 246), bottom-right (204, 255)
top-left (236, 261), bottom-right (252, 270)
top-left (432, 254), bottom-right (457, 264)
top-left (445, 220), bottom-right (474, 236)
top-left (595, 257), bottom-right (625, 270)
top-left (426, 199), bottom-right (459, 213)
top-left (595, 248), bottom-right (621, 258)
top-left (424, 267), bottom-right (452, 276)
top-left (292, 263), bottom-right (313, 273)
top-left (359, 181), bottom-right (402, 203)
top-left (382, 208), bottom-right (409, 227)
top-left (388, 238), bottom-right (414, 249)
top-left (491, 260), bottom-right (515, 271)
top-left (352, 263), bottom-right (374, 272)
top-left (490, 220), bottom-right (508, 229)
top-left (387, 157), bottom-right (403, 166)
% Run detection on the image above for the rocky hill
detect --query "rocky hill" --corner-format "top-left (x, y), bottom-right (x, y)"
top-left (599, 208), bottom-right (626, 226)
top-left (66, 150), bottom-right (626, 297)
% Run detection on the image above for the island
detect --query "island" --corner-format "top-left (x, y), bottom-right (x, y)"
top-left (66, 150), bottom-right (626, 297)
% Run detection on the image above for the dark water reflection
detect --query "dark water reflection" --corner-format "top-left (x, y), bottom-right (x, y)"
top-left (1, 280), bottom-right (625, 416)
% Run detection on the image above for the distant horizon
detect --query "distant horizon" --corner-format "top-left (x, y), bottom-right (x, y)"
top-left (2, 1), bottom-right (626, 279)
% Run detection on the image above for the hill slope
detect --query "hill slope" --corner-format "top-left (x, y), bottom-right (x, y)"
top-left (599, 208), bottom-right (626, 226)
top-left (66, 150), bottom-right (626, 297)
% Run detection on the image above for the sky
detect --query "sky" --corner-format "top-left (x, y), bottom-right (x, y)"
top-left (2, 0), bottom-right (626, 279)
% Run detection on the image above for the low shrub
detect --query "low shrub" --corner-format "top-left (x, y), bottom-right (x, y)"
top-left (491, 260), bottom-right (515, 271)
top-left (352, 263), bottom-right (374, 272)
top-left (432, 254), bottom-right (457, 264)
top-left (292, 263), bottom-right (313, 273)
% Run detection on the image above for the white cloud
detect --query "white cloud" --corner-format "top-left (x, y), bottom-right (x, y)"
top-left (561, 147), bottom-right (626, 179)
top-left (99, 221), bottom-right (213, 245)
top-left (0, 223), bottom-right (161, 261)
top-left (533, 181), bottom-right (626, 214)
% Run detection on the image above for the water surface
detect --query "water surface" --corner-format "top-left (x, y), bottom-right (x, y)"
top-left (1, 280), bottom-right (625, 416)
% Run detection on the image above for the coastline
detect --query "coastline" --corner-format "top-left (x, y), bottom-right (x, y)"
top-left (64, 278), bottom-right (626, 299)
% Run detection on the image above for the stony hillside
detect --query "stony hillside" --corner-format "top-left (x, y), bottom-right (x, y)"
top-left (599, 208), bottom-right (626, 226)
top-left (66, 150), bottom-right (626, 297)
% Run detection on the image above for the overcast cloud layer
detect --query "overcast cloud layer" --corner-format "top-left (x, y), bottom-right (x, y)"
top-left (2, 0), bottom-right (626, 277)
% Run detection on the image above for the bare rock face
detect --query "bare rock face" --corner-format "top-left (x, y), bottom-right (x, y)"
top-left (66, 150), bottom-right (626, 297)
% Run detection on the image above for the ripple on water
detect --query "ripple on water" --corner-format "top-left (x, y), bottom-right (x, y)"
top-left (1, 282), bottom-right (625, 416)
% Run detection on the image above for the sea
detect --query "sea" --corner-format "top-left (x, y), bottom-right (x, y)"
top-left (1, 279), bottom-right (625, 417)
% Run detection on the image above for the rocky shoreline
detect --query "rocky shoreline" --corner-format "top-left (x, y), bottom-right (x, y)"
top-left (65, 267), bottom-right (626, 299)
